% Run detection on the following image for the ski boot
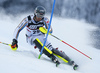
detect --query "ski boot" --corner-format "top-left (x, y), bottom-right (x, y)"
top-left (53, 58), bottom-right (60, 67)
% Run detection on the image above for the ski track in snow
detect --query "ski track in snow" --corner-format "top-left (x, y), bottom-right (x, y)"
top-left (0, 13), bottom-right (100, 73)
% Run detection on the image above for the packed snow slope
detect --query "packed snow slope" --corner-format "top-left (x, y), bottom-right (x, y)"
top-left (0, 13), bottom-right (100, 73)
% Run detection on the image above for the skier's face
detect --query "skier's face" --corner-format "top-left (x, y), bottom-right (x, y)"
top-left (35, 16), bottom-right (42, 21)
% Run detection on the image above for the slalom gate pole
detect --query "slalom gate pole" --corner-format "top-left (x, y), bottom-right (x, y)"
top-left (39, 27), bottom-right (92, 60)
top-left (51, 34), bottom-right (92, 60)
top-left (38, 0), bottom-right (56, 59)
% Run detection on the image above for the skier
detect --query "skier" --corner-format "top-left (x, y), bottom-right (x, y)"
top-left (11, 6), bottom-right (78, 70)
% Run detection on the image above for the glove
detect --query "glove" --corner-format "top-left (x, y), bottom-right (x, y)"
top-left (11, 39), bottom-right (18, 50)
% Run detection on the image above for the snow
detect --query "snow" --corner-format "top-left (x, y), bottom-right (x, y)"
top-left (0, 13), bottom-right (100, 73)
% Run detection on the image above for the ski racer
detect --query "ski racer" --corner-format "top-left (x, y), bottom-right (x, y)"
top-left (11, 6), bottom-right (78, 69)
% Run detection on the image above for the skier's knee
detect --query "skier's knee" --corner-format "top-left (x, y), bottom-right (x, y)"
top-left (33, 38), bottom-right (53, 57)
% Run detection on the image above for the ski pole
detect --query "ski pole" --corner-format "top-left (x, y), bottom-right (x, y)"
top-left (38, 0), bottom-right (56, 59)
top-left (39, 27), bottom-right (92, 60)
top-left (0, 41), bottom-right (17, 51)
top-left (0, 42), bottom-right (11, 46)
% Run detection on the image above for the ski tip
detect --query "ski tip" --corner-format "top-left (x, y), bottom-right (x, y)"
top-left (56, 61), bottom-right (60, 67)
top-left (73, 64), bottom-right (78, 70)
top-left (56, 63), bottom-right (60, 67)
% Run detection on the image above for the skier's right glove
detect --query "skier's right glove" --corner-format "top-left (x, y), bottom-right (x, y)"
top-left (11, 39), bottom-right (18, 50)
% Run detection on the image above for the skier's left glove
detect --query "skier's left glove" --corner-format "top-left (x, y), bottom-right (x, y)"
top-left (11, 39), bottom-right (18, 50)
